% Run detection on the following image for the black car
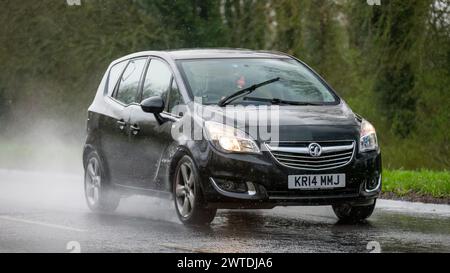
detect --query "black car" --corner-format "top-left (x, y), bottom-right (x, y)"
top-left (83, 49), bottom-right (381, 225)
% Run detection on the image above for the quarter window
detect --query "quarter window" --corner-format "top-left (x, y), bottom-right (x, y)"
top-left (142, 59), bottom-right (172, 101)
top-left (107, 60), bottom-right (128, 96)
top-left (115, 58), bottom-right (147, 105)
top-left (167, 80), bottom-right (184, 115)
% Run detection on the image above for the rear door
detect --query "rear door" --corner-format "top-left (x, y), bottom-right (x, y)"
top-left (128, 58), bottom-right (179, 189)
top-left (101, 57), bottom-right (148, 186)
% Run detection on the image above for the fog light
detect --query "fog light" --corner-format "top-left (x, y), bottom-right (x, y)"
top-left (365, 174), bottom-right (381, 192)
top-left (216, 179), bottom-right (247, 193)
top-left (222, 181), bottom-right (235, 191)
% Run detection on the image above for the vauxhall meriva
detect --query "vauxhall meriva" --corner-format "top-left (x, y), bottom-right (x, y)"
top-left (83, 49), bottom-right (381, 225)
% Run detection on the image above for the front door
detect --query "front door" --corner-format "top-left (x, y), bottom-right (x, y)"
top-left (127, 58), bottom-right (179, 189)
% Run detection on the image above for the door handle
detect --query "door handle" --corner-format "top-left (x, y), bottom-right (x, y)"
top-left (117, 120), bottom-right (126, 130)
top-left (130, 124), bottom-right (141, 135)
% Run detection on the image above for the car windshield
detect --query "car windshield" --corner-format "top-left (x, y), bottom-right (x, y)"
top-left (178, 58), bottom-right (338, 105)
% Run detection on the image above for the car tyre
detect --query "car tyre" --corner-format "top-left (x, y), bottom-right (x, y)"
top-left (173, 155), bottom-right (217, 225)
top-left (332, 200), bottom-right (376, 223)
top-left (84, 151), bottom-right (121, 213)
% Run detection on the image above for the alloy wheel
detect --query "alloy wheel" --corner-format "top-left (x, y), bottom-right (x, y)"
top-left (175, 162), bottom-right (196, 218)
top-left (85, 157), bottom-right (101, 207)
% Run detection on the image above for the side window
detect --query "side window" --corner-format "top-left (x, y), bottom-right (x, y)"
top-left (167, 80), bottom-right (184, 115)
top-left (142, 59), bottom-right (172, 101)
top-left (115, 58), bottom-right (147, 105)
top-left (107, 60), bottom-right (128, 96)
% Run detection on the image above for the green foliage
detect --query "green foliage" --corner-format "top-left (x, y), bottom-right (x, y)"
top-left (0, 0), bottom-right (448, 170)
top-left (271, 0), bottom-right (305, 54)
top-left (383, 170), bottom-right (450, 198)
top-left (221, 0), bottom-right (272, 49)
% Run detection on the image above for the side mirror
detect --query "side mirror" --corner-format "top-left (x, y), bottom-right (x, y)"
top-left (141, 96), bottom-right (164, 114)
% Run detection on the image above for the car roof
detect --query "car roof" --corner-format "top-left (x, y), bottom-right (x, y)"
top-left (112, 48), bottom-right (292, 64)
top-left (166, 48), bottom-right (292, 60)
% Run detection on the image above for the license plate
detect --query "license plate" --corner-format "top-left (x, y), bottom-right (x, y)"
top-left (288, 174), bottom-right (346, 189)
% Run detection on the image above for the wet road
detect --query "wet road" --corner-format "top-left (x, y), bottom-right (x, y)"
top-left (0, 169), bottom-right (449, 253)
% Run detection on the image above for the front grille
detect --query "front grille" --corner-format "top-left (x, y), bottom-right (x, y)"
top-left (265, 140), bottom-right (355, 170)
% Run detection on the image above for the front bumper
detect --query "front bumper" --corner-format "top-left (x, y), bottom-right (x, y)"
top-left (195, 144), bottom-right (382, 209)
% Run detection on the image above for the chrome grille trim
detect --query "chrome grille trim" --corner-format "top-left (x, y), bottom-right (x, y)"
top-left (268, 144), bottom-right (354, 155)
top-left (271, 151), bottom-right (353, 160)
top-left (275, 156), bottom-right (352, 164)
top-left (265, 141), bottom-right (355, 170)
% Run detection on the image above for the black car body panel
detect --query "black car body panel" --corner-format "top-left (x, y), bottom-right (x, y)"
top-left (84, 49), bottom-right (381, 210)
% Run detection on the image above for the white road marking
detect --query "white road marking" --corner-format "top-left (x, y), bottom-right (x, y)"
top-left (0, 215), bottom-right (87, 232)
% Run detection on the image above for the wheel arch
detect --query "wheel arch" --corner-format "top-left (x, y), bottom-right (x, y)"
top-left (82, 144), bottom-right (95, 168)
top-left (167, 145), bottom-right (200, 194)
top-left (83, 144), bottom-right (111, 182)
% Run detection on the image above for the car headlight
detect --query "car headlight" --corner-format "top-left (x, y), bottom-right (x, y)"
top-left (360, 119), bottom-right (378, 152)
top-left (204, 121), bottom-right (260, 153)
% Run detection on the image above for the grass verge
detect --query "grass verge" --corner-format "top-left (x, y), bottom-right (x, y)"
top-left (382, 170), bottom-right (450, 203)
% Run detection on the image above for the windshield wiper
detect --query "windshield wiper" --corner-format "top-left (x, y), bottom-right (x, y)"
top-left (218, 77), bottom-right (280, 107)
top-left (243, 96), bottom-right (323, 106)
